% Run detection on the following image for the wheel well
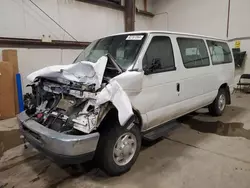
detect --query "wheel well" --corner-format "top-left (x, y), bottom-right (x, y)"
top-left (220, 83), bottom-right (228, 89)
top-left (219, 83), bottom-right (231, 104)
top-left (133, 109), bottom-right (143, 130)
top-left (97, 106), bottom-right (143, 131)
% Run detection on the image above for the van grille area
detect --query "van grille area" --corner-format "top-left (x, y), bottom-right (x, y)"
top-left (44, 116), bottom-right (67, 132)
top-left (22, 124), bottom-right (42, 142)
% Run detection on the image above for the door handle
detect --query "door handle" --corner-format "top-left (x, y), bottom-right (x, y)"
top-left (177, 83), bottom-right (180, 92)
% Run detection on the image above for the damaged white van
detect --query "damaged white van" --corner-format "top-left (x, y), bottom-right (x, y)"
top-left (18, 31), bottom-right (234, 176)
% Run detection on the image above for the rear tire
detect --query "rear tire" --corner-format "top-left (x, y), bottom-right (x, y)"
top-left (209, 88), bottom-right (227, 116)
top-left (95, 121), bottom-right (141, 176)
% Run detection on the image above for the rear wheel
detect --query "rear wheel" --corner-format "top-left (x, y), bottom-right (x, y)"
top-left (95, 121), bottom-right (141, 176)
top-left (209, 88), bottom-right (227, 116)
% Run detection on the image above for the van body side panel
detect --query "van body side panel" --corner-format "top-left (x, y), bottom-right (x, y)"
top-left (141, 36), bottom-right (216, 131)
top-left (210, 63), bottom-right (235, 89)
top-left (137, 34), bottom-right (182, 130)
top-left (143, 91), bottom-right (216, 129)
top-left (141, 71), bottom-right (180, 129)
top-left (131, 33), bottom-right (234, 131)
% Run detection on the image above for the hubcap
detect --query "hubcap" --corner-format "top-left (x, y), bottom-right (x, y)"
top-left (218, 94), bottom-right (226, 111)
top-left (113, 133), bottom-right (137, 166)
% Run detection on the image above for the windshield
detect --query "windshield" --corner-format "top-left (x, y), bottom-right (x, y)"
top-left (74, 33), bottom-right (147, 69)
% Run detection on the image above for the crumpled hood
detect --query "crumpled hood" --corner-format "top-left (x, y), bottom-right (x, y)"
top-left (27, 55), bottom-right (134, 128)
top-left (27, 56), bottom-right (108, 91)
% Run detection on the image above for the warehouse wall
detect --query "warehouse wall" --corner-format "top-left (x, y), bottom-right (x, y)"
top-left (135, 0), bottom-right (153, 12)
top-left (152, 0), bottom-right (228, 38)
top-left (135, 15), bottom-right (152, 30)
top-left (135, 0), bottom-right (154, 30)
top-left (229, 0), bottom-right (250, 82)
top-left (152, 0), bottom-right (250, 84)
top-left (1, 0), bottom-right (154, 41)
top-left (0, 0), bottom-right (153, 93)
top-left (0, 0), bottom-right (125, 41)
top-left (0, 48), bottom-right (82, 93)
top-left (229, 0), bottom-right (250, 39)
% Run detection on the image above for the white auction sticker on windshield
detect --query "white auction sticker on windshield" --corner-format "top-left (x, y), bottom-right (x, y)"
top-left (126, 35), bottom-right (144, 40)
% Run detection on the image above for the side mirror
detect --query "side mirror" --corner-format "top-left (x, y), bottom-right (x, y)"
top-left (144, 58), bottom-right (161, 75)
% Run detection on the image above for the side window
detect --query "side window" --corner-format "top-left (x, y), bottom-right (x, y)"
top-left (177, 38), bottom-right (210, 68)
top-left (207, 40), bottom-right (232, 65)
top-left (143, 36), bottom-right (175, 73)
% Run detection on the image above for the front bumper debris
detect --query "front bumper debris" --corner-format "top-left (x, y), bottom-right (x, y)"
top-left (17, 111), bottom-right (100, 164)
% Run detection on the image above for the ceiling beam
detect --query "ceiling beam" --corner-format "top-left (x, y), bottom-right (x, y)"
top-left (0, 37), bottom-right (89, 49)
top-left (76, 0), bottom-right (154, 17)
top-left (125, 0), bottom-right (135, 32)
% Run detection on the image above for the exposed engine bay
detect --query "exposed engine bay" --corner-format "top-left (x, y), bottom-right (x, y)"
top-left (25, 55), bottom-right (134, 135)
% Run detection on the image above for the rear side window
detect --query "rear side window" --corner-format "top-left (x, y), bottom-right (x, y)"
top-left (143, 36), bottom-right (175, 73)
top-left (177, 38), bottom-right (210, 68)
top-left (207, 40), bottom-right (232, 65)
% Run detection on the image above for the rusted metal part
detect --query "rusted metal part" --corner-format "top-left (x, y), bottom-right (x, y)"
top-left (125, 0), bottom-right (135, 32)
top-left (144, 0), bottom-right (147, 11)
top-left (136, 9), bottom-right (154, 17)
top-left (226, 0), bottom-right (231, 38)
top-left (77, 0), bottom-right (123, 10)
top-left (0, 37), bottom-right (90, 49)
top-left (76, 0), bottom-right (154, 17)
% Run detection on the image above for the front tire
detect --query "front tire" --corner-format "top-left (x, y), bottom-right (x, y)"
top-left (209, 88), bottom-right (227, 116)
top-left (95, 122), bottom-right (141, 176)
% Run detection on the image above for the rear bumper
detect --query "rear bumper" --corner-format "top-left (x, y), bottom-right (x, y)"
top-left (17, 112), bottom-right (100, 164)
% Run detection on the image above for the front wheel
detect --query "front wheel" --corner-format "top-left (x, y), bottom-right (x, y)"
top-left (209, 88), bottom-right (227, 116)
top-left (95, 123), bottom-right (141, 176)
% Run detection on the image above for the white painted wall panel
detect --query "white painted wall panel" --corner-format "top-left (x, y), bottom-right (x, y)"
top-left (0, 48), bottom-right (82, 93)
top-left (152, 0), bottom-right (228, 39)
top-left (135, 0), bottom-right (153, 12)
top-left (229, 0), bottom-right (250, 39)
top-left (0, 0), bottom-right (154, 94)
top-left (0, 0), bottom-right (155, 41)
top-left (152, 0), bottom-right (250, 81)
top-left (0, 0), bottom-right (27, 38)
top-left (151, 13), bottom-right (168, 31)
top-left (57, 1), bottom-right (124, 41)
top-left (22, 0), bottom-right (64, 40)
top-left (135, 15), bottom-right (152, 31)
top-left (0, 0), bottom-right (125, 41)
top-left (61, 49), bottom-right (82, 65)
top-left (135, 0), bottom-right (144, 11)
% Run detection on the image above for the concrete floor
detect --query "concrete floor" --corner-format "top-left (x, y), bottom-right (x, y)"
top-left (1, 93), bottom-right (250, 188)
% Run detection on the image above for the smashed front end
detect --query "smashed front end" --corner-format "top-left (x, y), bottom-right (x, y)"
top-left (17, 55), bottom-right (134, 164)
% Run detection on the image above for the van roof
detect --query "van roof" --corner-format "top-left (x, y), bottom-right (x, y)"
top-left (105, 30), bottom-right (227, 42)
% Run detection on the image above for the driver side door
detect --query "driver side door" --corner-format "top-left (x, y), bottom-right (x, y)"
top-left (140, 35), bottom-right (181, 130)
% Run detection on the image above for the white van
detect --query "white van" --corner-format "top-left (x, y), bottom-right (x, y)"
top-left (18, 31), bottom-right (234, 176)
